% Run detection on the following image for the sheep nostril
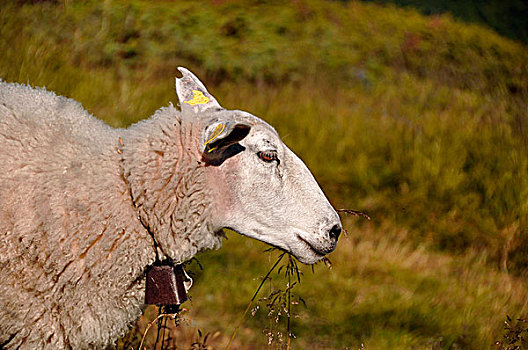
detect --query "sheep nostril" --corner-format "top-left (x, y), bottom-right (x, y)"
top-left (329, 224), bottom-right (342, 240)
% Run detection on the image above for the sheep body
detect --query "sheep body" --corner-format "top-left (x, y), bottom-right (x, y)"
top-left (0, 67), bottom-right (342, 348)
top-left (0, 81), bottom-right (220, 348)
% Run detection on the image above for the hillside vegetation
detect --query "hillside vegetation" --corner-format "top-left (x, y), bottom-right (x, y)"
top-left (1, 0), bottom-right (527, 348)
top-left (362, 0), bottom-right (528, 43)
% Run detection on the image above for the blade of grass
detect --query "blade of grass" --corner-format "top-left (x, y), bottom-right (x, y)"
top-left (226, 252), bottom-right (285, 350)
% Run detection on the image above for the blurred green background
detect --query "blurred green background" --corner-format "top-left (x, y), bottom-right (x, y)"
top-left (361, 0), bottom-right (528, 43)
top-left (1, 0), bottom-right (527, 349)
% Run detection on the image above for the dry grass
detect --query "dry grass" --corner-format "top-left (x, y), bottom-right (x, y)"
top-left (118, 217), bottom-right (528, 349)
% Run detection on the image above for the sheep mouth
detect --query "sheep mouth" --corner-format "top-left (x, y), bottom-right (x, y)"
top-left (296, 234), bottom-right (326, 257)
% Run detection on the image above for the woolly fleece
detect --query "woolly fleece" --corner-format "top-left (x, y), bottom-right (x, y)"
top-left (0, 81), bottom-right (222, 348)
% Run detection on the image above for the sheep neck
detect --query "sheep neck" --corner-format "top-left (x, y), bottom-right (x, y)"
top-left (121, 106), bottom-right (223, 265)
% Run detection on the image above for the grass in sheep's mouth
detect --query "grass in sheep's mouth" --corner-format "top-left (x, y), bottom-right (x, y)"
top-left (225, 211), bottom-right (371, 348)
top-left (227, 251), bottom-right (308, 349)
top-left (227, 252), bottom-right (286, 349)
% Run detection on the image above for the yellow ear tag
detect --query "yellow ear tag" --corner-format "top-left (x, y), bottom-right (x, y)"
top-left (204, 123), bottom-right (226, 152)
top-left (184, 90), bottom-right (210, 105)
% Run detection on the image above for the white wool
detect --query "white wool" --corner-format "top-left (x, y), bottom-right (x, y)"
top-left (0, 68), bottom-right (341, 348)
top-left (0, 82), bottom-right (221, 348)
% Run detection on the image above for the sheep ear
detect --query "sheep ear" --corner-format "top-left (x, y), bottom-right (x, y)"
top-left (175, 67), bottom-right (222, 113)
top-left (201, 122), bottom-right (251, 166)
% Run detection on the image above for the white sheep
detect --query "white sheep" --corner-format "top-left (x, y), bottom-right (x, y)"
top-left (0, 68), bottom-right (341, 349)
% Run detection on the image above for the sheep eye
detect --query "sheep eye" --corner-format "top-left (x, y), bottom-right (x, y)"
top-left (258, 150), bottom-right (279, 164)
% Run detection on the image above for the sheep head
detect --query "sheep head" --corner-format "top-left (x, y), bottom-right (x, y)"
top-left (175, 68), bottom-right (342, 264)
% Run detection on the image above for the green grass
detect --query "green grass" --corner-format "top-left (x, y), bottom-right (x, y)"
top-left (122, 222), bottom-right (528, 349)
top-left (1, 0), bottom-right (528, 348)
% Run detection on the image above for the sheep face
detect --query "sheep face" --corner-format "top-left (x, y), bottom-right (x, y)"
top-left (176, 68), bottom-right (342, 264)
top-left (210, 121), bottom-right (342, 264)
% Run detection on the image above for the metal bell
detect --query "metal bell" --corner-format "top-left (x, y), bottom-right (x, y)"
top-left (145, 264), bottom-right (192, 306)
